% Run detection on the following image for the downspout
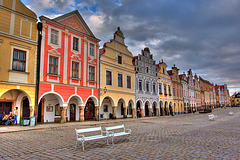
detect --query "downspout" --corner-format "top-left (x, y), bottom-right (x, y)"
top-left (35, 22), bottom-right (42, 125)
top-left (98, 53), bottom-right (102, 121)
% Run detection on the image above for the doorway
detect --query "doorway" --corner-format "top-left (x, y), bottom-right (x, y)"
top-left (70, 104), bottom-right (76, 121)
top-left (0, 102), bottom-right (12, 114)
top-left (22, 97), bottom-right (30, 117)
top-left (145, 103), bottom-right (149, 117)
top-left (84, 98), bottom-right (95, 120)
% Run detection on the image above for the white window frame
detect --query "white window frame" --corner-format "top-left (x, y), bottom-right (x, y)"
top-left (47, 53), bottom-right (61, 83)
top-left (48, 25), bottom-right (62, 49)
top-left (88, 64), bottom-right (96, 82)
top-left (71, 34), bottom-right (81, 54)
top-left (117, 72), bottom-right (123, 88)
top-left (70, 59), bottom-right (81, 79)
top-left (88, 42), bottom-right (96, 59)
top-left (10, 46), bottom-right (29, 72)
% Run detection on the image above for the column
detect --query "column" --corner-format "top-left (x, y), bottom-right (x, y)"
top-left (123, 107), bottom-right (127, 118)
top-left (141, 108), bottom-right (144, 117)
top-left (60, 107), bottom-right (67, 123)
top-left (132, 108), bottom-right (136, 118)
top-left (112, 106), bottom-right (116, 119)
top-left (149, 108), bottom-right (152, 117)
top-left (156, 108), bottom-right (159, 116)
top-left (79, 106), bottom-right (85, 122)
top-left (94, 106), bottom-right (99, 121)
top-left (161, 107), bottom-right (165, 116)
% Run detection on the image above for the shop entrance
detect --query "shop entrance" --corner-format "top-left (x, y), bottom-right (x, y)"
top-left (22, 97), bottom-right (30, 117)
top-left (0, 102), bottom-right (12, 114)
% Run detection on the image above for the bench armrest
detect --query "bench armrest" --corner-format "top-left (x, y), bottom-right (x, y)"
top-left (77, 135), bottom-right (85, 141)
top-left (106, 131), bottom-right (114, 137)
top-left (125, 129), bottom-right (131, 134)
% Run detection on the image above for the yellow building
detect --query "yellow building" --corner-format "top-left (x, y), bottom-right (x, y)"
top-left (156, 60), bottom-right (173, 116)
top-left (99, 27), bottom-right (135, 119)
top-left (231, 92), bottom-right (240, 107)
top-left (0, 0), bottom-right (37, 122)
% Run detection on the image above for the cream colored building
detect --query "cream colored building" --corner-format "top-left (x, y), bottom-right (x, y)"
top-left (0, 0), bottom-right (38, 121)
top-left (99, 27), bottom-right (135, 119)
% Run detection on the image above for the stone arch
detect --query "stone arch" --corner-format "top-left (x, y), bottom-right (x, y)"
top-left (67, 94), bottom-right (83, 122)
top-left (136, 99), bottom-right (143, 109)
top-left (100, 96), bottom-right (115, 119)
top-left (160, 101), bottom-right (164, 116)
top-left (116, 98), bottom-right (126, 118)
top-left (127, 99), bottom-right (134, 117)
top-left (85, 95), bottom-right (98, 106)
top-left (144, 100), bottom-right (150, 117)
top-left (152, 101), bottom-right (158, 116)
top-left (164, 101), bottom-right (169, 115)
top-left (38, 91), bottom-right (64, 106)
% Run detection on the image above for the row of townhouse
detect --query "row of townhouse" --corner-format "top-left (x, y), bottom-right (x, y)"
top-left (0, 0), bottom-right (231, 124)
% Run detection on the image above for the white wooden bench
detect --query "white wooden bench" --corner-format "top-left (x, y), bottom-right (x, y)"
top-left (105, 124), bottom-right (131, 145)
top-left (208, 114), bottom-right (217, 121)
top-left (75, 126), bottom-right (111, 151)
top-left (229, 112), bottom-right (234, 116)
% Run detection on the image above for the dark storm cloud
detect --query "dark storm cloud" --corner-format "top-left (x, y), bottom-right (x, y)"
top-left (23, 0), bottom-right (240, 92)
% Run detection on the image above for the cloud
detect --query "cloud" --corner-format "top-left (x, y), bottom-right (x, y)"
top-left (22, 0), bottom-right (240, 90)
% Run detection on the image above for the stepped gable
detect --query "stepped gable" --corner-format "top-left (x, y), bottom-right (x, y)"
top-left (53, 10), bottom-right (94, 37)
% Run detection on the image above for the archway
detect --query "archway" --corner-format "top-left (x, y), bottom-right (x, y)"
top-left (117, 98), bottom-right (126, 118)
top-left (85, 98), bottom-right (95, 120)
top-left (152, 101), bottom-right (157, 116)
top-left (67, 95), bottom-right (83, 122)
top-left (22, 97), bottom-right (30, 117)
top-left (145, 101), bottom-right (150, 117)
top-left (101, 96), bottom-right (114, 119)
top-left (169, 101), bottom-right (173, 115)
top-left (38, 92), bottom-right (64, 123)
top-left (127, 99), bottom-right (134, 118)
top-left (136, 100), bottom-right (142, 118)
top-left (164, 101), bottom-right (168, 115)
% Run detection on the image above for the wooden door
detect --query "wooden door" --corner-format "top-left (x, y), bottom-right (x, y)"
top-left (84, 102), bottom-right (94, 119)
top-left (22, 98), bottom-right (30, 117)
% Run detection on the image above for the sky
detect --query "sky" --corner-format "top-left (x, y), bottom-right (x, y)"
top-left (22, 0), bottom-right (240, 96)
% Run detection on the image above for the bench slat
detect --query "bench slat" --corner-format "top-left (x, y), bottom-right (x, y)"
top-left (105, 124), bottom-right (124, 131)
top-left (76, 127), bottom-right (102, 133)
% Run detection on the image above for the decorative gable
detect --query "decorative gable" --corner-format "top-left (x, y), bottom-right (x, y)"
top-left (58, 15), bottom-right (88, 34)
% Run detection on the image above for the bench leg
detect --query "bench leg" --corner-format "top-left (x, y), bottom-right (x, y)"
top-left (75, 141), bottom-right (78, 149)
top-left (111, 137), bottom-right (114, 145)
top-left (107, 138), bottom-right (109, 145)
top-left (82, 141), bottom-right (84, 151)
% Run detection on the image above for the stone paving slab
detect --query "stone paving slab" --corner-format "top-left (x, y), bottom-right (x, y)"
top-left (0, 108), bottom-right (239, 159)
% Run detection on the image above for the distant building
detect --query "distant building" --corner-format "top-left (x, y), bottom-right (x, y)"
top-left (168, 65), bottom-right (184, 114)
top-left (194, 74), bottom-right (201, 111)
top-left (199, 77), bottom-right (214, 109)
top-left (187, 69), bottom-right (196, 112)
top-left (133, 47), bottom-right (159, 117)
top-left (231, 92), bottom-right (240, 106)
top-left (179, 73), bottom-right (189, 113)
top-left (156, 60), bottom-right (173, 116)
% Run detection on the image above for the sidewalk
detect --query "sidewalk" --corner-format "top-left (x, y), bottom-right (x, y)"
top-left (0, 116), bottom-right (159, 134)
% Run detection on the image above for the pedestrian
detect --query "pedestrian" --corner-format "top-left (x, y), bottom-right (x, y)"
top-left (137, 107), bottom-right (141, 118)
top-left (14, 107), bottom-right (18, 125)
top-left (193, 108), bottom-right (196, 114)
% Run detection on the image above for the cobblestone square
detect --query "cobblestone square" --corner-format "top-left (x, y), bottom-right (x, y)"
top-left (0, 108), bottom-right (239, 160)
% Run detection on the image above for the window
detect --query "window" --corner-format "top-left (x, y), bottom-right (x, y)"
top-left (103, 105), bottom-right (108, 112)
top-left (159, 84), bottom-right (162, 93)
top-left (180, 90), bottom-right (181, 97)
top-left (153, 84), bottom-right (156, 93)
top-left (163, 67), bottom-right (165, 74)
top-left (12, 49), bottom-right (26, 71)
top-left (89, 66), bottom-right (95, 81)
top-left (146, 67), bottom-right (149, 73)
top-left (164, 85), bottom-right (167, 95)
top-left (127, 76), bottom-right (131, 89)
top-left (51, 29), bottom-right (58, 45)
top-left (72, 62), bottom-right (79, 78)
top-left (146, 82), bottom-right (149, 92)
top-left (118, 55), bottom-right (122, 64)
top-left (173, 88), bottom-right (175, 96)
top-left (55, 104), bottom-right (61, 116)
top-left (121, 103), bottom-right (124, 115)
top-left (106, 70), bottom-right (112, 85)
top-left (49, 56), bottom-right (58, 75)
top-left (177, 89), bottom-right (179, 97)
top-left (73, 37), bottom-right (79, 51)
top-left (169, 86), bottom-right (171, 95)
top-left (90, 43), bottom-right (94, 56)
top-left (118, 73), bottom-right (123, 87)
top-left (139, 80), bottom-right (142, 91)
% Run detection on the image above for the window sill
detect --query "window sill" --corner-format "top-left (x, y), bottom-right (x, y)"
top-left (87, 80), bottom-right (97, 83)
top-left (69, 77), bottom-right (82, 81)
top-left (8, 69), bottom-right (29, 74)
top-left (46, 73), bottom-right (62, 77)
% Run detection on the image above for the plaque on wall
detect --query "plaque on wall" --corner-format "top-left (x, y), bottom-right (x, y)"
top-left (46, 106), bottom-right (53, 112)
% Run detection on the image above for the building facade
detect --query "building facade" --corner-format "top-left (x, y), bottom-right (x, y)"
top-left (194, 74), bottom-right (201, 111)
top-left (133, 47), bottom-right (159, 117)
top-left (187, 69), bottom-right (196, 112)
top-left (38, 11), bottom-right (100, 123)
top-left (168, 65), bottom-right (184, 115)
top-left (199, 77), bottom-right (213, 109)
top-left (156, 60), bottom-right (173, 116)
top-left (99, 27), bottom-right (135, 119)
top-left (0, 0), bottom-right (37, 122)
top-left (179, 73), bottom-right (189, 113)
top-left (231, 92), bottom-right (240, 107)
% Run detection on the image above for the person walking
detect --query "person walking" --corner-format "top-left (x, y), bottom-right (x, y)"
top-left (137, 107), bottom-right (141, 118)
top-left (14, 107), bottom-right (18, 125)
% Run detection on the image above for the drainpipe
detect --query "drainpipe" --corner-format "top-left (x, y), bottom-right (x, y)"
top-left (98, 53), bottom-right (102, 121)
top-left (35, 22), bottom-right (42, 125)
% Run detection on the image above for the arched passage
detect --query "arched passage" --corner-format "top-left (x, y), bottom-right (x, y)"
top-left (127, 99), bottom-right (134, 118)
top-left (160, 101), bottom-right (164, 116)
top-left (100, 96), bottom-right (114, 119)
top-left (145, 101), bottom-right (150, 117)
top-left (152, 101), bottom-right (157, 116)
top-left (117, 98), bottom-right (126, 118)
top-left (164, 101), bottom-right (168, 115)
top-left (67, 95), bottom-right (83, 122)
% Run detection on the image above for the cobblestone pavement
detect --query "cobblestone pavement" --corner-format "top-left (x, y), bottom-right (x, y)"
top-left (0, 108), bottom-right (239, 160)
